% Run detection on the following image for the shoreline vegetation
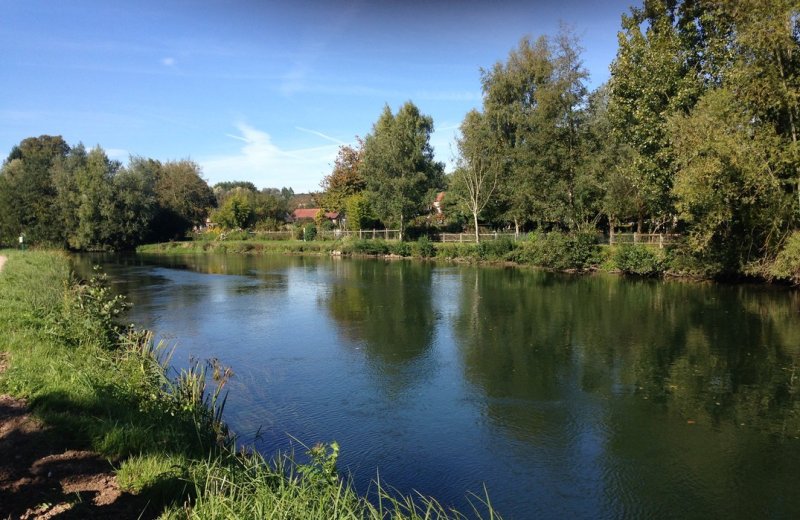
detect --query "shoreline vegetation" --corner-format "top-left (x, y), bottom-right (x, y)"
top-left (0, 249), bottom-right (500, 519)
top-left (136, 233), bottom-right (793, 285)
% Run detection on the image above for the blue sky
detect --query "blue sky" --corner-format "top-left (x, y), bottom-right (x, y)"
top-left (1, 0), bottom-right (635, 192)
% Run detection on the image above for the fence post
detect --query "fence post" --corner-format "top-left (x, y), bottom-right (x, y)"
top-left (634, 232), bottom-right (639, 244)
top-left (460, 234), bottom-right (463, 243)
top-left (659, 234), bottom-right (664, 249)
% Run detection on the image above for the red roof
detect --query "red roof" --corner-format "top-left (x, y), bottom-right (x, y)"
top-left (292, 208), bottom-right (339, 220)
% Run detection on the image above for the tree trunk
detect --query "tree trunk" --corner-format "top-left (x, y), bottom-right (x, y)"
top-left (514, 218), bottom-right (520, 237)
top-left (473, 211), bottom-right (480, 244)
top-left (399, 212), bottom-right (404, 242)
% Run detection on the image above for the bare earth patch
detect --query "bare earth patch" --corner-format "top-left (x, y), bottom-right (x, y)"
top-left (0, 357), bottom-right (153, 519)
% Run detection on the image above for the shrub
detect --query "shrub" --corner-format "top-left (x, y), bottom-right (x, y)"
top-left (478, 237), bottom-right (516, 260)
top-left (614, 244), bottom-right (666, 276)
top-left (514, 231), bottom-right (600, 269)
top-left (771, 231), bottom-right (800, 284)
top-left (413, 236), bottom-right (436, 258)
top-left (388, 241), bottom-right (411, 257)
top-left (221, 230), bottom-right (250, 241)
top-left (345, 239), bottom-right (389, 256)
top-left (435, 242), bottom-right (480, 260)
top-left (303, 224), bottom-right (317, 241)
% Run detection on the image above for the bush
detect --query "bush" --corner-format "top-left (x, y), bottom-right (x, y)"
top-left (771, 231), bottom-right (800, 284)
top-left (614, 244), bottom-right (666, 276)
top-left (435, 242), bottom-right (480, 260)
top-left (413, 236), bottom-right (436, 258)
top-left (513, 231), bottom-right (600, 270)
top-left (303, 224), bottom-right (317, 241)
top-left (344, 239), bottom-right (389, 256)
top-left (478, 237), bottom-right (516, 261)
top-left (388, 241), bottom-right (411, 257)
top-left (220, 230), bottom-right (250, 241)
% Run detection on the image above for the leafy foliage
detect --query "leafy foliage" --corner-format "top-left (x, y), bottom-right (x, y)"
top-left (361, 102), bottom-right (444, 240)
top-left (614, 244), bottom-right (666, 276)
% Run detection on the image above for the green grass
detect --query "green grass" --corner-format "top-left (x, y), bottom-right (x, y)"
top-left (0, 249), bottom-right (501, 519)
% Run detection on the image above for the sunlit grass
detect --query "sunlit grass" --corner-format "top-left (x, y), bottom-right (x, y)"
top-left (0, 249), bottom-right (501, 519)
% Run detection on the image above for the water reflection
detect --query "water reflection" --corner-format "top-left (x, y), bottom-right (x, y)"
top-left (74, 253), bottom-right (800, 519)
top-left (324, 260), bottom-right (436, 391)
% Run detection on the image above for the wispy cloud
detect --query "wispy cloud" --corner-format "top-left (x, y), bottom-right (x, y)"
top-left (295, 127), bottom-right (345, 145)
top-left (160, 57), bottom-right (176, 66)
top-left (200, 123), bottom-right (341, 192)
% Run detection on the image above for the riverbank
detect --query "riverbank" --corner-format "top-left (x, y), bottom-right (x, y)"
top-left (0, 250), bottom-right (499, 519)
top-left (137, 234), bottom-right (751, 282)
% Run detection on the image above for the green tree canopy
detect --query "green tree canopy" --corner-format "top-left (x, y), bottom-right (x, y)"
top-left (319, 139), bottom-right (365, 214)
top-left (361, 102), bottom-right (444, 240)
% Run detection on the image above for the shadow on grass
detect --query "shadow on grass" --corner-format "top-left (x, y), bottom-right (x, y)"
top-left (0, 385), bottom-right (210, 518)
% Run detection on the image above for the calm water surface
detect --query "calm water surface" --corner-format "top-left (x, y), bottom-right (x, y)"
top-left (77, 253), bottom-right (800, 519)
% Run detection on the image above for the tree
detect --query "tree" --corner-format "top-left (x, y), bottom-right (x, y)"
top-left (724, 0), bottom-right (800, 213)
top-left (479, 30), bottom-right (590, 232)
top-left (0, 135), bottom-right (69, 245)
top-left (608, 1), bottom-right (702, 231)
top-left (344, 192), bottom-right (375, 231)
top-left (212, 192), bottom-right (254, 229)
top-left (319, 139), bottom-right (365, 214)
top-left (151, 160), bottom-right (215, 241)
top-left (107, 160), bottom-right (158, 249)
top-left (451, 110), bottom-right (501, 242)
top-left (361, 102), bottom-right (444, 240)
top-left (670, 88), bottom-right (789, 269)
top-left (60, 146), bottom-right (119, 250)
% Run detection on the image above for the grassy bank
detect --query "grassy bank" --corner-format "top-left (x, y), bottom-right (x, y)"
top-left (0, 250), bottom-right (499, 519)
top-left (138, 232), bottom-right (737, 281)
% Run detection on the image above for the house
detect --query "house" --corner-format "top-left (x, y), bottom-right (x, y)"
top-left (433, 192), bottom-right (445, 214)
top-left (291, 208), bottom-right (340, 226)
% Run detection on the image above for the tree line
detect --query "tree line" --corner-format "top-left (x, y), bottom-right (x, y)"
top-left (318, 0), bottom-right (800, 277)
top-left (0, 137), bottom-right (300, 250)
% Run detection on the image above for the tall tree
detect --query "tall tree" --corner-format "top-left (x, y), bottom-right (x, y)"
top-left (479, 29), bottom-right (589, 232)
top-left (151, 160), bottom-right (215, 241)
top-left (451, 110), bottom-right (501, 242)
top-left (361, 102), bottom-right (444, 240)
top-left (608, 1), bottom-right (702, 231)
top-left (0, 135), bottom-right (69, 245)
top-left (670, 88), bottom-right (788, 269)
top-left (60, 146), bottom-right (119, 250)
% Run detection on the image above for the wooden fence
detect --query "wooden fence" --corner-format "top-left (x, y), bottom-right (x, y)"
top-left (606, 232), bottom-right (681, 249)
top-left (437, 232), bottom-right (526, 243)
top-left (318, 229), bottom-right (402, 241)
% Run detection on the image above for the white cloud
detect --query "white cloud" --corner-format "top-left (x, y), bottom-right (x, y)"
top-left (105, 148), bottom-right (130, 161)
top-left (161, 57), bottom-right (176, 66)
top-left (200, 123), bottom-right (341, 192)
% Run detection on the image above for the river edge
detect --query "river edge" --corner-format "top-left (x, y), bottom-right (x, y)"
top-left (0, 250), bottom-right (501, 519)
top-left (137, 239), bottom-right (792, 289)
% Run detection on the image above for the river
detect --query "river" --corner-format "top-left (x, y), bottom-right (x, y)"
top-left (75, 253), bottom-right (800, 519)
